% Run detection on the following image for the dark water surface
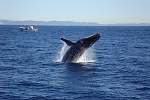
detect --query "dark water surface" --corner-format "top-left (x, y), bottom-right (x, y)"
top-left (0, 26), bottom-right (150, 100)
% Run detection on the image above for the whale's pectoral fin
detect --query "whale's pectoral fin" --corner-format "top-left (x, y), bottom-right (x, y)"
top-left (61, 38), bottom-right (75, 46)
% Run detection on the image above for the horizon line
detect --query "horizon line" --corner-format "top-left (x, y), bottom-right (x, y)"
top-left (0, 19), bottom-right (150, 26)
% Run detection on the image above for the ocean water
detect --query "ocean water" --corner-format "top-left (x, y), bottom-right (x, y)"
top-left (0, 25), bottom-right (150, 100)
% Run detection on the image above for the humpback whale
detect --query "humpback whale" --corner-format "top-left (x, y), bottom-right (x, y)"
top-left (61, 33), bottom-right (101, 63)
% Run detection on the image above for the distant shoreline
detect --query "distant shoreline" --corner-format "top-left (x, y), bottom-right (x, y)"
top-left (0, 20), bottom-right (150, 26)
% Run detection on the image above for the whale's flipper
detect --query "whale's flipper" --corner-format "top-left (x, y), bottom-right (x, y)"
top-left (61, 38), bottom-right (75, 46)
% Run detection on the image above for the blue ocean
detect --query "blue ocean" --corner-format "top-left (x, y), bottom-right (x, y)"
top-left (0, 25), bottom-right (150, 100)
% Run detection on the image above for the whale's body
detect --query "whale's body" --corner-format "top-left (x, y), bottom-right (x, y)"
top-left (61, 33), bottom-right (100, 63)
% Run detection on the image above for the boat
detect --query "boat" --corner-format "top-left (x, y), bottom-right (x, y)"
top-left (0, 22), bottom-right (4, 25)
top-left (19, 26), bottom-right (38, 31)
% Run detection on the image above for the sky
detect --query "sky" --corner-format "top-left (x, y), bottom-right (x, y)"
top-left (0, 0), bottom-right (150, 24)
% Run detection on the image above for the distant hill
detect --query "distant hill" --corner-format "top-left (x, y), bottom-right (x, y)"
top-left (0, 20), bottom-right (150, 26)
top-left (0, 20), bottom-right (101, 26)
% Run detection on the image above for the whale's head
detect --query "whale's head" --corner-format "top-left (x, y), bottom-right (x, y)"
top-left (76, 33), bottom-right (100, 48)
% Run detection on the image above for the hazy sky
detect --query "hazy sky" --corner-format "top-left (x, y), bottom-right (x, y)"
top-left (0, 0), bottom-right (150, 24)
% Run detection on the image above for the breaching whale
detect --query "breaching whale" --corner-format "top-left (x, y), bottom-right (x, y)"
top-left (61, 33), bottom-right (101, 63)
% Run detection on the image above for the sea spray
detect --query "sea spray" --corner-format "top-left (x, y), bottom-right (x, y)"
top-left (55, 42), bottom-right (69, 62)
top-left (56, 43), bottom-right (96, 63)
top-left (77, 48), bottom-right (96, 63)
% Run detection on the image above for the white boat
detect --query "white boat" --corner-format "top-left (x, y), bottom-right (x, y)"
top-left (0, 22), bottom-right (4, 25)
top-left (19, 26), bottom-right (38, 31)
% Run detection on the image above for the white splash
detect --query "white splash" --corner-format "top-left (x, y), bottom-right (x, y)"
top-left (77, 48), bottom-right (96, 63)
top-left (55, 42), bottom-right (69, 62)
top-left (55, 43), bottom-right (96, 63)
